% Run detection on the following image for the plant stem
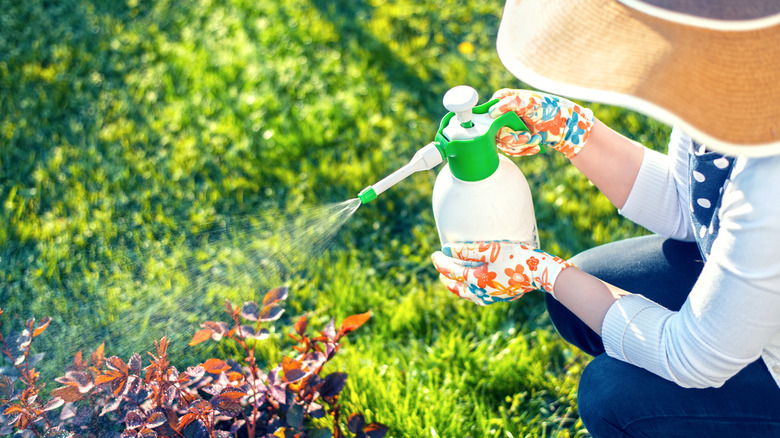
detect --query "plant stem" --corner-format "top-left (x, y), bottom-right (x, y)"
top-left (30, 423), bottom-right (43, 438)
top-left (232, 313), bottom-right (260, 438)
top-left (0, 332), bottom-right (22, 375)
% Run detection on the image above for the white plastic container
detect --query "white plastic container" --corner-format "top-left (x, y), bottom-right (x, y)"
top-left (357, 85), bottom-right (539, 249)
top-left (432, 85), bottom-right (539, 247)
top-left (432, 154), bottom-right (539, 247)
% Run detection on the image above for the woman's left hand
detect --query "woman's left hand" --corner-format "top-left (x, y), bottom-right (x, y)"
top-left (431, 241), bottom-right (576, 306)
top-left (490, 89), bottom-right (595, 159)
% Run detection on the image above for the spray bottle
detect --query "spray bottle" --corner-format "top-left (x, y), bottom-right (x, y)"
top-left (358, 85), bottom-right (539, 248)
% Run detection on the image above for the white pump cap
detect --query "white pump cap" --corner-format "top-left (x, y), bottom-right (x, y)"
top-left (443, 85), bottom-right (479, 126)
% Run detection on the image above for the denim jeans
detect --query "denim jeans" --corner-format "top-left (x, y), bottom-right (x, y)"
top-left (545, 235), bottom-right (780, 437)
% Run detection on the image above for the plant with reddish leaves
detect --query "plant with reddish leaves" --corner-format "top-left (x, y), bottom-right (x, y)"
top-left (187, 286), bottom-right (387, 438)
top-left (0, 309), bottom-right (61, 437)
top-left (0, 287), bottom-right (388, 438)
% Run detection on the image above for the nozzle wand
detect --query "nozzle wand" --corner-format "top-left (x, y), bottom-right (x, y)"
top-left (358, 86), bottom-right (487, 204)
top-left (358, 142), bottom-right (444, 204)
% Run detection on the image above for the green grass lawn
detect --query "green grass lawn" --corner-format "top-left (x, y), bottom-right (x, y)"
top-left (0, 0), bottom-right (671, 436)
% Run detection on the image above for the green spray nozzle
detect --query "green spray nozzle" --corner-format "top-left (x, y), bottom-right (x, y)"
top-left (357, 186), bottom-right (377, 204)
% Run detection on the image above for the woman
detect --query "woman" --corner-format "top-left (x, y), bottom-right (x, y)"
top-left (431, 0), bottom-right (780, 436)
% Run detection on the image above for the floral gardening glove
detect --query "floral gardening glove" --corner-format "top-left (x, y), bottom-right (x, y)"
top-left (489, 89), bottom-right (595, 159)
top-left (431, 241), bottom-right (576, 306)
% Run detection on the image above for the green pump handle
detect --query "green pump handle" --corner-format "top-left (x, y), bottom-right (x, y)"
top-left (433, 98), bottom-right (533, 182)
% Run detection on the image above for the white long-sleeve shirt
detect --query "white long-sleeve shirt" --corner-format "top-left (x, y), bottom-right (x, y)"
top-left (602, 127), bottom-right (780, 389)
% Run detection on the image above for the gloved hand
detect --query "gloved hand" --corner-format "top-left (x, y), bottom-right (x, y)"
top-left (489, 89), bottom-right (595, 159)
top-left (431, 241), bottom-right (575, 306)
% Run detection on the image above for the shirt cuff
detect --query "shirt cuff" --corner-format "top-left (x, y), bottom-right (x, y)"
top-left (602, 294), bottom-right (674, 365)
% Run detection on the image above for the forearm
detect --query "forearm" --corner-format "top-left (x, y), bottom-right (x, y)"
top-left (570, 119), bottom-right (645, 209)
top-left (553, 267), bottom-right (630, 335)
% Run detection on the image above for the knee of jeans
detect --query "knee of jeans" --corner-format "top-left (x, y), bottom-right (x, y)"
top-left (577, 355), bottom-right (628, 437)
top-left (569, 247), bottom-right (610, 278)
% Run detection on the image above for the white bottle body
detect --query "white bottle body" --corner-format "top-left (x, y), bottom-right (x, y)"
top-left (432, 154), bottom-right (539, 247)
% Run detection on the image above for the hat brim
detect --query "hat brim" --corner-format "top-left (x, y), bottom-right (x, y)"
top-left (496, 0), bottom-right (780, 157)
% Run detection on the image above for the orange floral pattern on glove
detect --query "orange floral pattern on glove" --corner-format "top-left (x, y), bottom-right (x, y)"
top-left (431, 241), bottom-right (575, 306)
top-left (490, 89), bottom-right (594, 159)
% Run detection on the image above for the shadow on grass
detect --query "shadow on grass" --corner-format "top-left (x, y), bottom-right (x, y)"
top-left (309, 0), bottom-right (446, 117)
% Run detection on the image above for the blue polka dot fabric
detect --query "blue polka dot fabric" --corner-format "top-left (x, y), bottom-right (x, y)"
top-left (689, 142), bottom-right (736, 260)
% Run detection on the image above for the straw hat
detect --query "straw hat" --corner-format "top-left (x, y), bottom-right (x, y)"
top-left (496, 0), bottom-right (780, 157)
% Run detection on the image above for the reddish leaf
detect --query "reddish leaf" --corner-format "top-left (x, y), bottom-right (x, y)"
top-left (201, 358), bottom-right (230, 374)
top-left (294, 315), bottom-right (308, 336)
top-left (282, 356), bottom-right (301, 373)
top-left (0, 375), bottom-right (13, 400)
top-left (66, 370), bottom-right (93, 393)
top-left (43, 397), bottom-right (65, 412)
top-left (240, 302), bottom-right (260, 321)
top-left (226, 371), bottom-right (245, 382)
top-left (236, 325), bottom-right (256, 339)
top-left (60, 402), bottom-right (77, 421)
top-left (163, 384), bottom-right (177, 406)
top-left (156, 336), bottom-right (169, 357)
top-left (94, 371), bottom-right (121, 386)
top-left (106, 356), bottom-right (129, 374)
top-left (190, 399), bottom-right (213, 413)
top-left (339, 311), bottom-right (372, 335)
top-left (259, 304), bottom-right (284, 322)
top-left (91, 343), bottom-right (106, 369)
top-left (3, 405), bottom-right (23, 415)
top-left (17, 332), bottom-right (31, 350)
top-left (364, 423), bottom-right (389, 438)
top-left (262, 286), bottom-right (289, 307)
top-left (317, 372), bottom-right (347, 398)
top-left (110, 378), bottom-right (130, 396)
top-left (285, 369), bottom-right (306, 383)
top-left (307, 402), bottom-right (326, 419)
top-left (54, 375), bottom-right (77, 387)
top-left (129, 353), bottom-right (142, 376)
top-left (189, 328), bottom-right (213, 346)
top-left (72, 350), bottom-right (86, 370)
top-left (16, 414), bottom-right (31, 430)
top-left (100, 396), bottom-right (123, 417)
top-left (202, 321), bottom-right (229, 337)
top-left (252, 328), bottom-right (270, 341)
top-left (267, 382), bottom-right (287, 405)
top-left (321, 318), bottom-right (336, 340)
top-left (216, 399), bottom-right (242, 417)
top-left (146, 411), bottom-right (167, 428)
top-left (218, 388), bottom-right (248, 400)
top-left (124, 410), bottom-right (144, 429)
top-left (347, 413), bottom-right (365, 433)
top-left (177, 413), bottom-right (197, 431)
top-left (185, 365), bottom-right (205, 380)
top-left (32, 316), bottom-right (51, 338)
top-left (50, 386), bottom-right (83, 403)
top-left (139, 427), bottom-right (157, 438)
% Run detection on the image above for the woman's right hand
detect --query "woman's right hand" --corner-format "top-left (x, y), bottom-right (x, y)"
top-left (490, 89), bottom-right (595, 159)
